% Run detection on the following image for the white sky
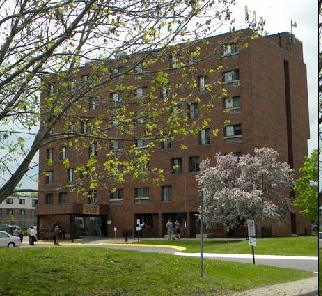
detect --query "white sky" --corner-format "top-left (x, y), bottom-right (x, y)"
top-left (232, 0), bottom-right (318, 155)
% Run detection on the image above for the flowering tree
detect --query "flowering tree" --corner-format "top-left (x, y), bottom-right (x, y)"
top-left (196, 148), bottom-right (293, 230)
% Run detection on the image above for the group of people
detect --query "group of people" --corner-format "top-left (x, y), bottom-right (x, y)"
top-left (166, 219), bottom-right (181, 240)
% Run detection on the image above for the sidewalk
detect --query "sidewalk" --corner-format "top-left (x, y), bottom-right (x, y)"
top-left (232, 276), bottom-right (318, 296)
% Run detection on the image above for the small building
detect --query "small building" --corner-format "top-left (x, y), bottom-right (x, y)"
top-left (0, 194), bottom-right (38, 231)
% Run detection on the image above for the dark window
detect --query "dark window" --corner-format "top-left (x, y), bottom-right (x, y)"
top-left (161, 137), bottom-right (172, 149)
top-left (222, 43), bottom-right (238, 56)
top-left (224, 124), bottom-right (242, 137)
top-left (188, 102), bottom-right (198, 119)
top-left (134, 188), bottom-right (149, 199)
top-left (6, 198), bottom-right (13, 204)
top-left (199, 128), bottom-right (210, 145)
top-left (45, 171), bottom-right (54, 184)
top-left (161, 186), bottom-right (172, 202)
top-left (223, 96), bottom-right (241, 112)
top-left (189, 156), bottom-right (200, 172)
top-left (171, 158), bottom-right (182, 174)
top-left (45, 194), bottom-right (54, 204)
top-left (110, 189), bottom-right (123, 200)
top-left (59, 147), bottom-right (67, 160)
top-left (58, 192), bottom-right (68, 204)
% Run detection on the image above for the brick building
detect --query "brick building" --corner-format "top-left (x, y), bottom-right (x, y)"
top-left (36, 29), bottom-right (311, 239)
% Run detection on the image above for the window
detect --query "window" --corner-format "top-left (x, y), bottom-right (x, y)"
top-left (189, 156), bottom-right (200, 172)
top-left (60, 147), bottom-right (67, 160)
top-left (58, 192), bottom-right (68, 204)
top-left (222, 43), bottom-right (238, 56)
top-left (188, 50), bottom-right (198, 65)
top-left (136, 87), bottom-right (148, 101)
top-left (171, 158), bottom-right (182, 174)
top-left (110, 189), bottom-right (123, 200)
top-left (135, 63), bottom-right (144, 73)
top-left (19, 199), bottom-right (25, 205)
top-left (88, 142), bottom-right (98, 157)
top-left (67, 123), bottom-right (76, 133)
top-left (223, 70), bottom-right (240, 86)
top-left (19, 209), bottom-right (25, 216)
top-left (67, 168), bottom-right (74, 183)
top-left (88, 98), bottom-right (97, 110)
top-left (170, 55), bottom-right (178, 69)
top-left (45, 194), bottom-right (54, 204)
top-left (188, 102), bottom-right (198, 119)
top-left (7, 209), bottom-right (13, 215)
top-left (223, 96), bottom-right (241, 112)
top-left (161, 137), bottom-right (172, 149)
top-left (161, 186), bottom-right (172, 202)
top-left (32, 199), bottom-right (38, 207)
top-left (198, 76), bottom-right (208, 92)
top-left (47, 82), bottom-right (55, 95)
top-left (199, 128), bottom-right (210, 145)
top-left (110, 140), bottom-right (123, 151)
top-left (45, 171), bottom-right (54, 184)
top-left (88, 190), bottom-right (98, 204)
top-left (224, 124), bottom-right (242, 138)
top-left (135, 112), bottom-right (148, 124)
top-left (134, 187), bottom-right (149, 199)
top-left (136, 138), bottom-right (149, 149)
top-left (46, 148), bottom-right (54, 161)
top-left (111, 66), bottom-right (124, 78)
top-left (110, 92), bottom-right (122, 105)
top-left (80, 121), bottom-right (89, 134)
top-left (161, 83), bottom-right (170, 99)
top-left (6, 198), bottom-right (13, 204)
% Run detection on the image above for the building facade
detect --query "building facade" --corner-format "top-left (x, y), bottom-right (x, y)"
top-left (36, 29), bottom-right (311, 239)
top-left (0, 195), bottom-right (38, 231)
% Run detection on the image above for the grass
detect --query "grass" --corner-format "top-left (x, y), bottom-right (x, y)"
top-left (0, 247), bottom-right (314, 296)
top-left (139, 236), bottom-right (318, 256)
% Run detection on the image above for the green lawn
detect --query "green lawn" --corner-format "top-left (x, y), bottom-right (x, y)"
top-left (139, 236), bottom-right (318, 256)
top-left (0, 247), bottom-right (314, 296)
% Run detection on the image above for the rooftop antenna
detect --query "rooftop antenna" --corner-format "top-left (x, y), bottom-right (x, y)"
top-left (290, 20), bottom-right (297, 44)
top-left (244, 6), bottom-right (257, 29)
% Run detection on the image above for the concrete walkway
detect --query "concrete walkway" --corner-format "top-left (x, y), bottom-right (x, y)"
top-left (232, 276), bottom-right (318, 296)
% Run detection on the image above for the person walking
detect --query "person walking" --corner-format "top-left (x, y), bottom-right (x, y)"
top-left (27, 226), bottom-right (32, 245)
top-left (53, 225), bottom-right (61, 245)
top-left (30, 227), bottom-right (37, 245)
top-left (174, 220), bottom-right (181, 239)
top-left (166, 220), bottom-right (174, 240)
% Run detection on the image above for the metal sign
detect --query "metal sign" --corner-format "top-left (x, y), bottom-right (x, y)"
top-left (246, 220), bottom-right (256, 237)
top-left (249, 237), bottom-right (257, 247)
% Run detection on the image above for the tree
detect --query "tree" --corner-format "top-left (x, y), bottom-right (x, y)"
top-left (196, 148), bottom-right (293, 230)
top-left (0, 0), bottom-right (263, 202)
top-left (293, 149), bottom-right (318, 221)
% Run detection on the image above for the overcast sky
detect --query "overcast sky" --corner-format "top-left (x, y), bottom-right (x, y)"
top-left (232, 0), bottom-right (318, 154)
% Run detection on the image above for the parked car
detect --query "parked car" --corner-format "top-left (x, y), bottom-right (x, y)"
top-left (0, 231), bottom-right (21, 247)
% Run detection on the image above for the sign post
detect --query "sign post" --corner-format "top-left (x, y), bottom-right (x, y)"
top-left (246, 220), bottom-right (256, 264)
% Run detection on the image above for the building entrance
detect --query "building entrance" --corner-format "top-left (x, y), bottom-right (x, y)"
top-left (74, 216), bottom-right (105, 237)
